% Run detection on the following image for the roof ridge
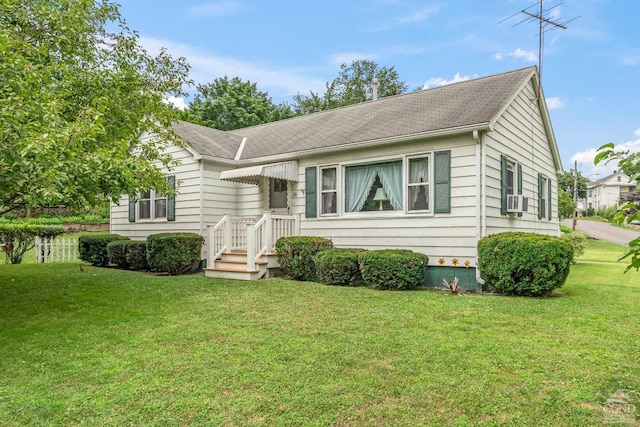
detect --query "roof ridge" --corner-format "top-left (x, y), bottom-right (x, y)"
top-left (232, 66), bottom-right (537, 135)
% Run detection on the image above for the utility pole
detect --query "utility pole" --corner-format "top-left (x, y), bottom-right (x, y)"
top-left (573, 160), bottom-right (578, 231)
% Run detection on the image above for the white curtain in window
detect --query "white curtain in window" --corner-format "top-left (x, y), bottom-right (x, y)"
top-left (345, 165), bottom-right (378, 212)
top-left (409, 158), bottom-right (429, 209)
top-left (377, 162), bottom-right (403, 210)
top-left (409, 158), bottom-right (428, 183)
top-left (322, 169), bottom-right (336, 190)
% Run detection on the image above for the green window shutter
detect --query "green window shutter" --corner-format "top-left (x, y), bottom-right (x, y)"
top-left (548, 178), bottom-right (552, 221)
top-left (538, 174), bottom-right (543, 220)
top-left (500, 155), bottom-right (508, 215)
top-left (167, 175), bottom-right (176, 222)
top-left (517, 164), bottom-right (523, 217)
top-left (434, 150), bottom-right (451, 214)
top-left (128, 195), bottom-right (136, 222)
top-left (305, 166), bottom-right (317, 218)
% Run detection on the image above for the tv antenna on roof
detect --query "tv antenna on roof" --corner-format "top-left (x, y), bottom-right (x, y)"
top-left (497, 1), bottom-right (579, 81)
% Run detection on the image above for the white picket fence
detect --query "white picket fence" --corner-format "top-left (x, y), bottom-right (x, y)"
top-left (35, 236), bottom-right (79, 263)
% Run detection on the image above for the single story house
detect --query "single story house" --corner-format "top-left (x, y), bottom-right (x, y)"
top-left (585, 171), bottom-right (637, 211)
top-left (111, 66), bottom-right (563, 290)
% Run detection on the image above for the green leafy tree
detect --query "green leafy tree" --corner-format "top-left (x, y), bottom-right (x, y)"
top-left (182, 76), bottom-right (294, 131)
top-left (0, 0), bottom-right (191, 215)
top-left (293, 60), bottom-right (408, 114)
top-left (558, 170), bottom-right (590, 199)
top-left (558, 188), bottom-right (576, 219)
top-left (0, 224), bottom-right (65, 264)
top-left (595, 143), bottom-right (640, 272)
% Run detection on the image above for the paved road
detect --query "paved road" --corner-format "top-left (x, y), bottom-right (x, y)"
top-left (560, 219), bottom-right (640, 246)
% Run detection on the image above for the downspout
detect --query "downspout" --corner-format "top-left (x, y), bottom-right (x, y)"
top-left (198, 158), bottom-right (206, 264)
top-left (474, 129), bottom-right (486, 287)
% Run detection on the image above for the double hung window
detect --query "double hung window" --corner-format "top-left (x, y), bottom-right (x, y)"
top-left (129, 175), bottom-right (175, 222)
top-left (138, 190), bottom-right (167, 220)
top-left (321, 167), bottom-right (337, 215)
top-left (306, 151), bottom-right (450, 218)
top-left (408, 157), bottom-right (429, 211)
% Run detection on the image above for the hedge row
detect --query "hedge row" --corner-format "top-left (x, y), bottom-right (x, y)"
top-left (278, 232), bottom-right (574, 296)
top-left (276, 237), bottom-right (429, 290)
top-left (80, 232), bottom-right (204, 275)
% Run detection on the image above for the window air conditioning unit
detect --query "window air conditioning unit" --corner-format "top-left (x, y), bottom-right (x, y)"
top-left (507, 195), bottom-right (528, 213)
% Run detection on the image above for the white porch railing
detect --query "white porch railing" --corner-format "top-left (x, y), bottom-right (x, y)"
top-left (208, 212), bottom-right (299, 270)
top-left (35, 236), bottom-right (78, 263)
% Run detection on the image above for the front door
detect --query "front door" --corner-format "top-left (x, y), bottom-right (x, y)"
top-left (268, 178), bottom-right (290, 214)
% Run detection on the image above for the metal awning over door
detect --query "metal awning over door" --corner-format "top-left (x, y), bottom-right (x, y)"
top-left (219, 161), bottom-right (298, 185)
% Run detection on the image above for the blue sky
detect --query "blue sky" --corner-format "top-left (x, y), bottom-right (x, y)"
top-left (119, 0), bottom-right (639, 178)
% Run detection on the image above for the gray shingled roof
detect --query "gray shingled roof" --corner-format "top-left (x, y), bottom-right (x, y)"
top-left (174, 67), bottom-right (536, 162)
top-left (172, 121), bottom-right (243, 160)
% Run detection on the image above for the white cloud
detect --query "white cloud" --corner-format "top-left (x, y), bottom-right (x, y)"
top-left (546, 97), bottom-right (564, 110)
top-left (164, 96), bottom-right (188, 110)
top-left (139, 37), bottom-right (326, 101)
top-left (421, 72), bottom-right (475, 90)
top-left (494, 48), bottom-right (537, 63)
top-left (365, 5), bottom-right (440, 32)
top-left (186, 1), bottom-right (247, 17)
top-left (570, 130), bottom-right (640, 177)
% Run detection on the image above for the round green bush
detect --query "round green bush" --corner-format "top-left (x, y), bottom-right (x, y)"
top-left (358, 249), bottom-right (429, 290)
top-left (106, 240), bottom-right (130, 269)
top-left (275, 236), bottom-right (334, 281)
top-left (146, 233), bottom-right (204, 275)
top-left (126, 241), bottom-right (148, 271)
top-left (79, 234), bottom-right (130, 267)
top-left (315, 248), bottom-right (367, 286)
top-left (560, 231), bottom-right (587, 262)
top-left (477, 232), bottom-right (573, 296)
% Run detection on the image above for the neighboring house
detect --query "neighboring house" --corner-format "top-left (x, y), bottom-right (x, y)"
top-left (585, 171), bottom-right (637, 211)
top-left (111, 66), bottom-right (563, 291)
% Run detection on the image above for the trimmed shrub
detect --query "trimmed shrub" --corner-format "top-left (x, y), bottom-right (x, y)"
top-left (477, 232), bottom-right (573, 297)
top-left (107, 240), bottom-right (130, 269)
top-left (126, 241), bottom-right (148, 271)
top-left (358, 249), bottom-right (429, 290)
top-left (146, 233), bottom-right (204, 275)
top-left (560, 230), bottom-right (587, 262)
top-left (315, 248), bottom-right (367, 286)
top-left (79, 234), bottom-right (130, 267)
top-left (0, 224), bottom-right (66, 264)
top-left (275, 236), bottom-right (334, 281)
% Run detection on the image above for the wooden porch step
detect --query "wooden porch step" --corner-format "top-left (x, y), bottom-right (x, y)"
top-left (204, 267), bottom-right (265, 281)
top-left (204, 250), bottom-right (274, 281)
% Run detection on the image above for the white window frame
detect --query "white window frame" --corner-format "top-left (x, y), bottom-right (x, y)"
top-left (540, 175), bottom-right (549, 219)
top-left (317, 152), bottom-right (435, 218)
top-left (407, 154), bottom-right (432, 213)
top-left (320, 166), bottom-right (339, 216)
top-left (507, 160), bottom-right (515, 197)
top-left (343, 157), bottom-right (403, 216)
top-left (137, 189), bottom-right (167, 221)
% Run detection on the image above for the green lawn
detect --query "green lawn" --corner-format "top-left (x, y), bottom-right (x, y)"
top-left (578, 238), bottom-right (627, 263)
top-left (0, 241), bottom-right (638, 426)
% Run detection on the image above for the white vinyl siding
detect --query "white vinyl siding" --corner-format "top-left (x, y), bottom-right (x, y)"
top-left (295, 137), bottom-right (478, 265)
top-left (484, 78), bottom-right (558, 235)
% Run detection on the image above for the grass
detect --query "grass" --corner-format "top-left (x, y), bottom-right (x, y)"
top-left (0, 241), bottom-right (638, 426)
top-left (578, 238), bottom-right (627, 263)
